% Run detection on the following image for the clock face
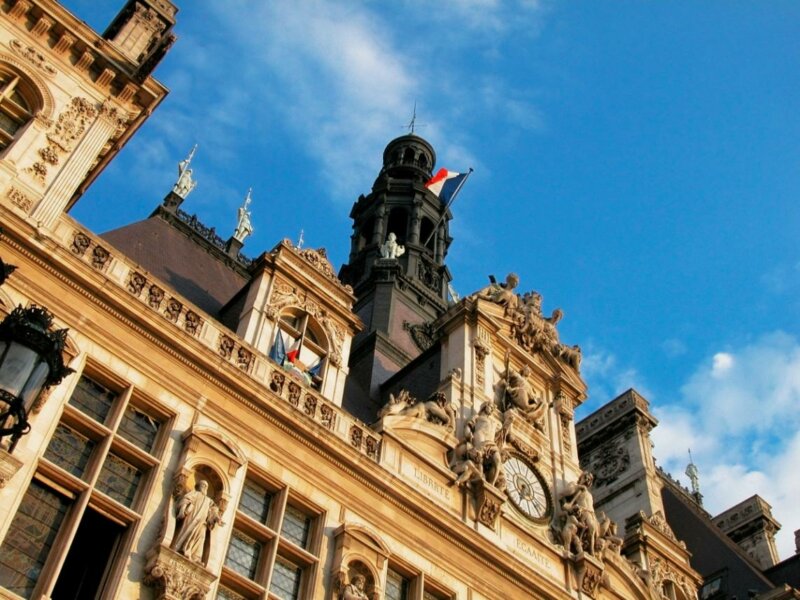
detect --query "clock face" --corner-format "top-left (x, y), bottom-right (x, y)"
top-left (504, 455), bottom-right (551, 522)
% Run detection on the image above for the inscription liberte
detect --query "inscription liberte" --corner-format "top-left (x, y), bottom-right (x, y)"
top-left (411, 466), bottom-right (451, 501)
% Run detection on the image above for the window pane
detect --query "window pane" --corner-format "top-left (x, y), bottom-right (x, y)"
top-left (386, 569), bottom-right (409, 600)
top-left (280, 505), bottom-right (310, 549)
top-left (238, 480), bottom-right (272, 524)
top-left (216, 586), bottom-right (247, 600)
top-left (424, 590), bottom-right (448, 600)
top-left (269, 557), bottom-right (301, 600)
top-left (68, 376), bottom-right (116, 423)
top-left (43, 423), bottom-right (95, 478)
top-left (224, 530), bottom-right (261, 580)
top-left (96, 453), bottom-right (142, 507)
top-left (0, 111), bottom-right (20, 137)
top-left (0, 482), bottom-right (71, 599)
top-left (118, 405), bottom-right (160, 453)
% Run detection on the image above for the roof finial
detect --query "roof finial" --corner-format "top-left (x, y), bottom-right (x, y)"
top-left (233, 187), bottom-right (253, 243)
top-left (297, 229), bottom-right (304, 250)
top-left (685, 449), bottom-right (702, 504)
top-left (172, 144), bottom-right (198, 199)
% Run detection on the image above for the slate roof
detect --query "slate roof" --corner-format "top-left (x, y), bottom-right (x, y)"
top-left (102, 207), bottom-right (250, 317)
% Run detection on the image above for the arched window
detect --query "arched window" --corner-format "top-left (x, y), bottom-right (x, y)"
top-left (357, 216), bottom-right (375, 251)
top-left (0, 67), bottom-right (38, 152)
top-left (386, 208), bottom-right (408, 243)
top-left (271, 309), bottom-right (328, 390)
top-left (420, 217), bottom-right (436, 253)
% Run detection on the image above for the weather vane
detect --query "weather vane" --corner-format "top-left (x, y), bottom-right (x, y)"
top-left (405, 101), bottom-right (423, 134)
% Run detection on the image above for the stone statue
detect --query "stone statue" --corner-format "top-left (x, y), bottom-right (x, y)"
top-left (559, 471), bottom-right (600, 557)
top-left (497, 360), bottom-right (545, 429)
top-left (173, 145), bottom-right (197, 199)
top-left (400, 391), bottom-right (456, 430)
top-left (472, 273), bottom-right (519, 314)
top-left (379, 390), bottom-right (456, 430)
top-left (380, 232), bottom-right (405, 259)
top-left (597, 512), bottom-right (623, 555)
top-left (377, 389), bottom-right (413, 418)
top-left (171, 480), bottom-right (222, 564)
top-left (234, 189), bottom-right (254, 242)
top-left (449, 436), bottom-right (485, 487)
top-left (464, 402), bottom-right (505, 488)
top-left (342, 574), bottom-right (369, 600)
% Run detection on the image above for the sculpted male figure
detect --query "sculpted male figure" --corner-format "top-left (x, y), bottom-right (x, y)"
top-left (171, 480), bottom-right (221, 564)
top-left (342, 574), bottom-right (369, 600)
top-left (466, 402), bottom-right (504, 487)
top-left (561, 472), bottom-right (600, 556)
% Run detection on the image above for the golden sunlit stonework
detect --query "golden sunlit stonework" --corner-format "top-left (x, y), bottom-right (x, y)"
top-left (0, 2), bottom-right (797, 600)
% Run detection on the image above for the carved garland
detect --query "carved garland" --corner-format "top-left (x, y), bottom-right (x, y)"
top-left (26, 97), bottom-right (97, 185)
top-left (9, 39), bottom-right (57, 77)
top-left (473, 339), bottom-right (490, 387)
top-left (6, 187), bottom-right (33, 213)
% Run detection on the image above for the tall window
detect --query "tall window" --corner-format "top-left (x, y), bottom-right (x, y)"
top-left (384, 564), bottom-right (454, 600)
top-left (218, 473), bottom-right (322, 600)
top-left (0, 67), bottom-right (36, 152)
top-left (272, 310), bottom-right (327, 390)
top-left (0, 370), bottom-right (170, 599)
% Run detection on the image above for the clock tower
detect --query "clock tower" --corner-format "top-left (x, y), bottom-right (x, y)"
top-left (340, 134), bottom-right (453, 420)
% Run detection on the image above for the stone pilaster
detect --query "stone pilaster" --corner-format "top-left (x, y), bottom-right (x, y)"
top-left (31, 101), bottom-right (128, 229)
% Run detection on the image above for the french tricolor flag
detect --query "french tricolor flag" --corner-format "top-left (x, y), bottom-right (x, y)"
top-left (424, 168), bottom-right (470, 205)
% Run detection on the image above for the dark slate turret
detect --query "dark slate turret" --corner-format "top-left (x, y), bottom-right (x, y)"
top-left (339, 134), bottom-right (454, 421)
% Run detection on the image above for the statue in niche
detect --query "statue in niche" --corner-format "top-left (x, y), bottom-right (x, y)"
top-left (171, 480), bottom-right (222, 564)
top-left (173, 145), bottom-right (197, 199)
top-left (380, 232), bottom-right (405, 259)
top-left (497, 357), bottom-right (545, 430)
top-left (471, 273), bottom-right (519, 315)
top-left (450, 402), bottom-right (508, 489)
top-left (233, 188), bottom-right (254, 242)
top-left (378, 389), bottom-right (456, 430)
top-left (559, 471), bottom-right (600, 557)
top-left (342, 574), bottom-right (369, 600)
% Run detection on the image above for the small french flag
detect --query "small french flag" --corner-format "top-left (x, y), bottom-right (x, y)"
top-left (424, 168), bottom-right (470, 205)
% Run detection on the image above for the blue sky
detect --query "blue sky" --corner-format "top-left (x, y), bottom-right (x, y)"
top-left (63, 1), bottom-right (799, 557)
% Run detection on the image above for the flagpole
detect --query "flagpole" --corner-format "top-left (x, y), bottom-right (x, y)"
top-left (423, 168), bottom-right (473, 248)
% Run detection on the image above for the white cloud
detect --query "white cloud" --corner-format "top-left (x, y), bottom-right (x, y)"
top-left (711, 352), bottom-right (734, 377)
top-left (652, 331), bottom-right (800, 559)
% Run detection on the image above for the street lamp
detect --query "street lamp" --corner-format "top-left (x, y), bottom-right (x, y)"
top-left (0, 305), bottom-right (72, 451)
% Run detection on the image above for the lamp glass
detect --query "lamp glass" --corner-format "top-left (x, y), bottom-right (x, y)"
top-left (21, 360), bottom-right (50, 411)
top-left (0, 341), bottom-right (38, 397)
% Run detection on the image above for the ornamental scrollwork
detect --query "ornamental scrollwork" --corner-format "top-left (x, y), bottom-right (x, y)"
top-left (9, 39), bottom-right (57, 77)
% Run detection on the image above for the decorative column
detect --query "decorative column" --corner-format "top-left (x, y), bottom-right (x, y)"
top-left (31, 100), bottom-right (128, 229)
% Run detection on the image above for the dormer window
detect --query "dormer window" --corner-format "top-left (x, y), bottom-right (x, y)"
top-left (269, 309), bottom-right (327, 390)
top-left (0, 67), bottom-right (37, 153)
